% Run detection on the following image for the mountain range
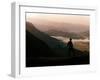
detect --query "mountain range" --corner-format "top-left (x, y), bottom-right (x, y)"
top-left (27, 18), bottom-right (89, 33)
top-left (45, 29), bottom-right (89, 39)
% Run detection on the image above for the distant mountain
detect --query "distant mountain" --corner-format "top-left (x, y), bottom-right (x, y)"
top-left (79, 30), bottom-right (89, 39)
top-left (45, 30), bottom-right (89, 39)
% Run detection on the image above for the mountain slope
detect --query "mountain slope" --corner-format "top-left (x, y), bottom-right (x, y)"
top-left (26, 22), bottom-right (65, 49)
top-left (26, 22), bottom-right (89, 67)
top-left (26, 30), bottom-right (56, 58)
top-left (26, 22), bottom-right (69, 57)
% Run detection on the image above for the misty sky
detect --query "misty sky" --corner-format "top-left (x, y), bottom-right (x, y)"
top-left (26, 13), bottom-right (90, 33)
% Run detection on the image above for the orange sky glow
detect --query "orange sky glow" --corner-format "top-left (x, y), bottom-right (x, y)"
top-left (26, 13), bottom-right (90, 33)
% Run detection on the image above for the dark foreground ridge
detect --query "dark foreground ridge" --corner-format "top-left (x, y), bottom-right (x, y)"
top-left (26, 22), bottom-right (89, 67)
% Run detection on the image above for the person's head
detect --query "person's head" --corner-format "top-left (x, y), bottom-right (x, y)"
top-left (69, 38), bottom-right (72, 41)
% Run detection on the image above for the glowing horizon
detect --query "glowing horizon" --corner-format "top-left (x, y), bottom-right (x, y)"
top-left (26, 13), bottom-right (90, 33)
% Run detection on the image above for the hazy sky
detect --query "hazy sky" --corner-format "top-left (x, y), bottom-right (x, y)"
top-left (26, 13), bottom-right (90, 33)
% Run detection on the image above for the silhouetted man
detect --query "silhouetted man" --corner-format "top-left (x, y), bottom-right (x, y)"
top-left (67, 38), bottom-right (74, 56)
